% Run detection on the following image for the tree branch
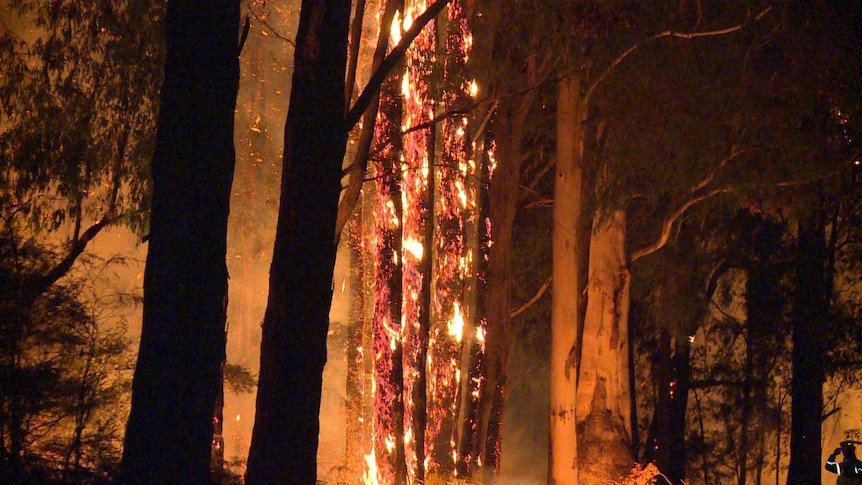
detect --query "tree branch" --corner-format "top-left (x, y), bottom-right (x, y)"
top-left (630, 147), bottom-right (752, 262)
top-left (249, 6), bottom-right (295, 47)
top-left (584, 6), bottom-right (773, 105)
top-left (631, 187), bottom-right (731, 262)
top-left (343, 0), bottom-right (367, 109)
top-left (334, 0), bottom-right (400, 241)
top-left (34, 120), bottom-right (130, 296)
top-left (511, 277), bottom-right (551, 319)
top-left (344, 0), bottom-right (451, 130)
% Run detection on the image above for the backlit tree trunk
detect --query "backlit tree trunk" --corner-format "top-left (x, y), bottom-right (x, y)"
top-left (245, 1), bottom-right (351, 483)
top-left (576, 209), bottom-right (633, 484)
top-left (120, 2), bottom-right (240, 482)
top-left (548, 76), bottom-right (585, 485)
top-left (788, 201), bottom-right (827, 484)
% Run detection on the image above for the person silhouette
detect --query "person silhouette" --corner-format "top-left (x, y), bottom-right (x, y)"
top-left (826, 441), bottom-right (862, 484)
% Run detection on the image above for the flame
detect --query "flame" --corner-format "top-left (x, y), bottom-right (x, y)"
top-left (390, 10), bottom-right (402, 46)
top-left (448, 302), bottom-right (465, 343)
top-left (403, 237), bottom-right (424, 260)
top-left (401, 70), bottom-right (411, 100)
top-left (363, 450), bottom-right (380, 485)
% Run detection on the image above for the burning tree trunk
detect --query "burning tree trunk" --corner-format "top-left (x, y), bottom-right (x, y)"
top-left (576, 209), bottom-right (633, 483)
top-left (370, 54), bottom-right (408, 484)
top-left (245, 1), bottom-right (351, 482)
top-left (548, 75), bottom-right (587, 485)
top-left (411, 113), bottom-right (436, 484)
top-left (120, 2), bottom-right (240, 482)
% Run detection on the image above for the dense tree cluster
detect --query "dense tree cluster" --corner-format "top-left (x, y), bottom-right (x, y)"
top-left (1, 0), bottom-right (861, 484)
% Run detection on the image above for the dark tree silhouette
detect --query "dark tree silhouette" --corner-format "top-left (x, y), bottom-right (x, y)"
top-left (244, 2), bottom-right (352, 482)
top-left (120, 1), bottom-right (241, 482)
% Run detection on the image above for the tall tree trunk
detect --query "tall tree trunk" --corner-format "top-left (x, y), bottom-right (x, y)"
top-left (120, 2), bottom-right (240, 482)
top-left (576, 209), bottom-right (633, 484)
top-left (345, 215), bottom-right (367, 477)
top-left (245, 1), bottom-right (351, 483)
top-left (371, 63), bottom-right (408, 484)
top-left (738, 211), bottom-right (785, 485)
top-left (644, 330), bottom-right (691, 485)
top-left (548, 76), bottom-right (585, 485)
top-left (788, 201), bottom-right (827, 484)
top-left (475, 88), bottom-right (532, 484)
top-left (413, 121), bottom-right (436, 484)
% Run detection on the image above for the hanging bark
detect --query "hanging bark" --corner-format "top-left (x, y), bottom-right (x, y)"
top-left (212, 356), bottom-right (226, 479)
top-left (119, 2), bottom-right (240, 483)
top-left (245, 1), bottom-right (351, 482)
top-left (576, 209), bottom-right (633, 484)
top-left (548, 76), bottom-right (586, 485)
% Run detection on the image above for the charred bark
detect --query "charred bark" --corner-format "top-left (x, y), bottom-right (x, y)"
top-left (120, 1), bottom-right (240, 482)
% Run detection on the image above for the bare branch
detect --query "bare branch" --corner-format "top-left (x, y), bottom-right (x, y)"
top-left (631, 187), bottom-right (731, 262)
top-left (584, 6), bottom-right (773, 105)
top-left (511, 277), bottom-right (551, 319)
top-left (249, 6), bottom-right (296, 47)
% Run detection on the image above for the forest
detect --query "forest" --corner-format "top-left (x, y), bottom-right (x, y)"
top-left (1, 0), bottom-right (861, 484)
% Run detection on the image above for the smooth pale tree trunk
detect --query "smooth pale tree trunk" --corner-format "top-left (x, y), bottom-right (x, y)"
top-left (120, 2), bottom-right (240, 483)
top-left (788, 203), bottom-right (827, 484)
top-left (548, 76), bottom-right (584, 485)
top-left (576, 209), bottom-right (633, 483)
top-left (245, 1), bottom-right (351, 483)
